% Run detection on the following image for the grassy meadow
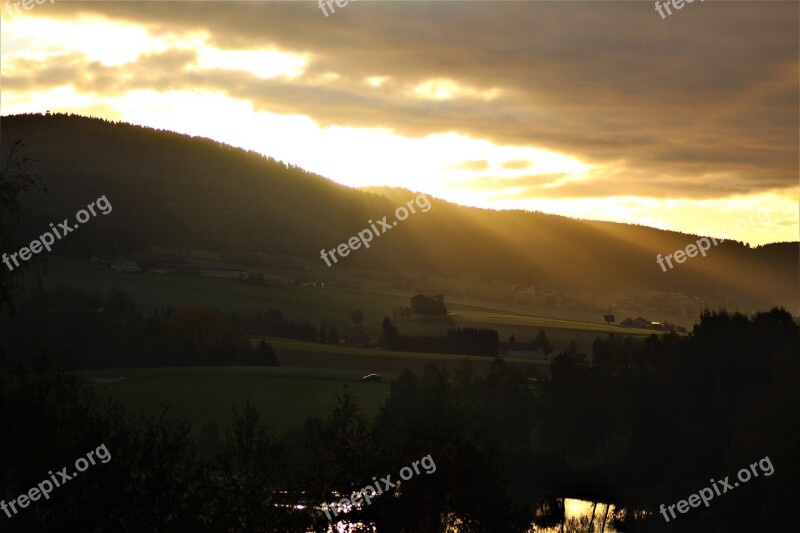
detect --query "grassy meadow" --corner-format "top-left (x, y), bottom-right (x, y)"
top-left (39, 256), bottom-right (665, 354)
top-left (46, 253), bottom-right (667, 437)
top-left (79, 366), bottom-right (393, 436)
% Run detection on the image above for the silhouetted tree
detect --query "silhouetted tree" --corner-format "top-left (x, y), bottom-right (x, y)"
top-left (532, 329), bottom-right (553, 355)
top-left (254, 341), bottom-right (278, 366)
top-left (0, 140), bottom-right (45, 321)
top-left (351, 309), bottom-right (364, 329)
top-left (327, 325), bottom-right (340, 345)
top-left (103, 287), bottom-right (133, 319)
top-left (379, 317), bottom-right (398, 350)
top-left (210, 403), bottom-right (292, 530)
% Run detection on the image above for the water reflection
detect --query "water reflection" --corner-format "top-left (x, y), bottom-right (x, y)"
top-left (317, 498), bottom-right (634, 532)
top-left (532, 498), bottom-right (620, 533)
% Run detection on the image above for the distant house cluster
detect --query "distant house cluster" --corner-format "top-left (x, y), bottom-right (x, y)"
top-left (302, 281), bottom-right (333, 288)
top-left (92, 255), bottom-right (141, 272)
top-left (622, 316), bottom-right (663, 330)
top-left (510, 284), bottom-right (559, 307)
top-left (512, 284), bottom-right (536, 296)
top-left (91, 254), bottom-right (246, 279)
top-left (295, 280), bottom-right (361, 289)
top-left (348, 332), bottom-right (371, 348)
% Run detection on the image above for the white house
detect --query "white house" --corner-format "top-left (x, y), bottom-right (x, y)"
top-left (110, 256), bottom-right (140, 272)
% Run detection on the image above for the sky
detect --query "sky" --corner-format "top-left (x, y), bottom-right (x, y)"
top-left (1, 0), bottom-right (798, 245)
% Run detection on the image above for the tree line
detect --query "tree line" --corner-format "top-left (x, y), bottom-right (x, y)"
top-left (1, 307), bottom-right (796, 531)
top-left (380, 317), bottom-right (499, 356)
top-left (0, 286), bottom-right (282, 368)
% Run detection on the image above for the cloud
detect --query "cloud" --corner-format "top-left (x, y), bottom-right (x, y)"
top-left (502, 160), bottom-right (530, 170)
top-left (3, 0), bottom-right (797, 202)
top-left (451, 160), bottom-right (490, 171)
top-left (455, 173), bottom-right (570, 194)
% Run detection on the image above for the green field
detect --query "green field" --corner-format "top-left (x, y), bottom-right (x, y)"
top-left (79, 366), bottom-right (392, 437)
top-left (256, 336), bottom-right (549, 375)
top-left (77, 338), bottom-right (548, 440)
top-left (39, 256), bottom-right (666, 354)
top-left (46, 251), bottom-right (677, 459)
top-left (48, 253), bottom-right (668, 437)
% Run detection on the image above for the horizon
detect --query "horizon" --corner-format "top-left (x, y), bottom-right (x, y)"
top-left (1, 1), bottom-right (797, 246)
top-left (4, 110), bottom-right (796, 248)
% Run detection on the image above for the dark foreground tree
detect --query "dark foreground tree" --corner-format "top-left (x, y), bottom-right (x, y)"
top-left (0, 140), bottom-right (46, 321)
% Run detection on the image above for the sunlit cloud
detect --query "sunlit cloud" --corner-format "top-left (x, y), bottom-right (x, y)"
top-left (1, 16), bottom-right (163, 66)
top-left (2, 86), bottom-right (98, 113)
top-left (451, 160), bottom-right (490, 172)
top-left (413, 78), bottom-right (500, 101)
top-left (194, 47), bottom-right (308, 80)
top-left (502, 160), bottom-right (530, 170)
top-left (366, 76), bottom-right (389, 88)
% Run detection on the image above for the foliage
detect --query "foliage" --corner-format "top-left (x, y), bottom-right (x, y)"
top-left (253, 341), bottom-right (279, 366)
top-left (532, 329), bottom-right (553, 355)
top-left (379, 316), bottom-right (399, 350)
top-left (445, 326), bottom-right (499, 356)
top-left (1, 306), bottom-right (798, 530)
top-left (351, 309), bottom-right (364, 327)
top-left (2, 114), bottom-right (796, 314)
top-left (0, 140), bottom-right (45, 321)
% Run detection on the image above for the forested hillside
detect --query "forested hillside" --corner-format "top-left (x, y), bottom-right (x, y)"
top-left (2, 113), bottom-right (797, 311)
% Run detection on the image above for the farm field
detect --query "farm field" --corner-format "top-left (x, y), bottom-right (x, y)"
top-left (37, 257), bottom-right (387, 324)
top-left (78, 366), bottom-right (392, 438)
top-left (76, 340), bottom-right (550, 445)
top-left (39, 256), bottom-right (665, 354)
top-left (258, 336), bottom-right (551, 375)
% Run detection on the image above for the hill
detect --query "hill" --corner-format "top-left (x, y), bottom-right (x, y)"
top-left (2, 113), bottom-right (797, 313)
